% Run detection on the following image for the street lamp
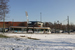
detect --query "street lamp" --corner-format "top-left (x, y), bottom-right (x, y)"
top-left (25, 11), bottom-right (28, 33)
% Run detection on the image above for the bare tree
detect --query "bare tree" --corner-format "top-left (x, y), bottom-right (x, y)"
top-left (0, 0), bottom-right (9, 33)
top-left (0, 0), bottom-right (9, 20)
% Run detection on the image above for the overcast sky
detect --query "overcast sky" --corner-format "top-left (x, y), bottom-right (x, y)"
top-left (7, 0), bottom-right (75, 24)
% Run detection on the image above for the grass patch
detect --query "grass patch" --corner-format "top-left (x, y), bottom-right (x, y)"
top-left (27, 37), bottom-right (40, 40)
top-left (0, 34), bottom-right (9, 38)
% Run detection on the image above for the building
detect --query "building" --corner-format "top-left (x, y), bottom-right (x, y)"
top-left (28, 21), bottom-right (43, 27)
top-left (0, 21), bottom-right (27, 28)
top-left (0, 21), bottom-right (44, 28)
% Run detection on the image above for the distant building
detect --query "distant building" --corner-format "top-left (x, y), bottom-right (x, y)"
top-left (0, 21), bottom-right (27, 28)
top-left (28, 21), bottom-right (43, 27)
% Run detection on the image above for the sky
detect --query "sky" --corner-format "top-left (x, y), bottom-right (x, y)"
top-left (6, 0), bottom-right (75, 24)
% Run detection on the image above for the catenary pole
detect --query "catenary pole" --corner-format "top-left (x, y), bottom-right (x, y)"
top-left (67, 16), bottom-right (70, 34)
top-left (40, 12), bottom-right (42, 22)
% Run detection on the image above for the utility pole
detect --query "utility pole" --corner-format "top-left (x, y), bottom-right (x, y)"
top-left (57, 20), bottom-right (60, 33)
top-left (67, 16), bottom-right (70, 34)
top-left (12, 19), bottom-right (14, 32)
top-left (54, 21), bottom-right (56, 33)
top-left (12, 19), bottom-right (14, 26)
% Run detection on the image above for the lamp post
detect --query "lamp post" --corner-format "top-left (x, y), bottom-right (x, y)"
top-left (25, 11), bottom-right (28, 33)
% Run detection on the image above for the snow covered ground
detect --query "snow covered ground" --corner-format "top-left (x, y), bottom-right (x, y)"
top-left (0, 33), bottom-right (75, 50)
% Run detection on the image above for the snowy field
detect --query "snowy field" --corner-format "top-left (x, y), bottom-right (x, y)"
top-left (0, 33), bottom-right (75, 50)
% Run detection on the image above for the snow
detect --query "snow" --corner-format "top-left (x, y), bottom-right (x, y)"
top-left (0, 33), bottom-right (75, 50)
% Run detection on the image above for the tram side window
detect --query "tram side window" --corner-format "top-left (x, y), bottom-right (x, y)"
top-left (18, 28), bottom-right (21, 31)
top-left (38, 29), bottom-right (44, 31)
top-left (34, 29), bottom-right (37, 31)
top-left (11, 28), bottom-right (21, 31)
top-left (15, 28), bottom-right (21, 31)
top-left (28, 29), bottom-right (33, 31)
top-left (11, 28), bottom-right (16, 30)
top-left (24, 29), bottom-right (27, 31)
top-left (11, 28), bottom-right (13, 30)
top-left (45, 29), bottom-right (49, 32)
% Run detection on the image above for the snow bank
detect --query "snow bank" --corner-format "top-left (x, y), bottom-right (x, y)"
top-left (3, 33), bottom-right (75, 39)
